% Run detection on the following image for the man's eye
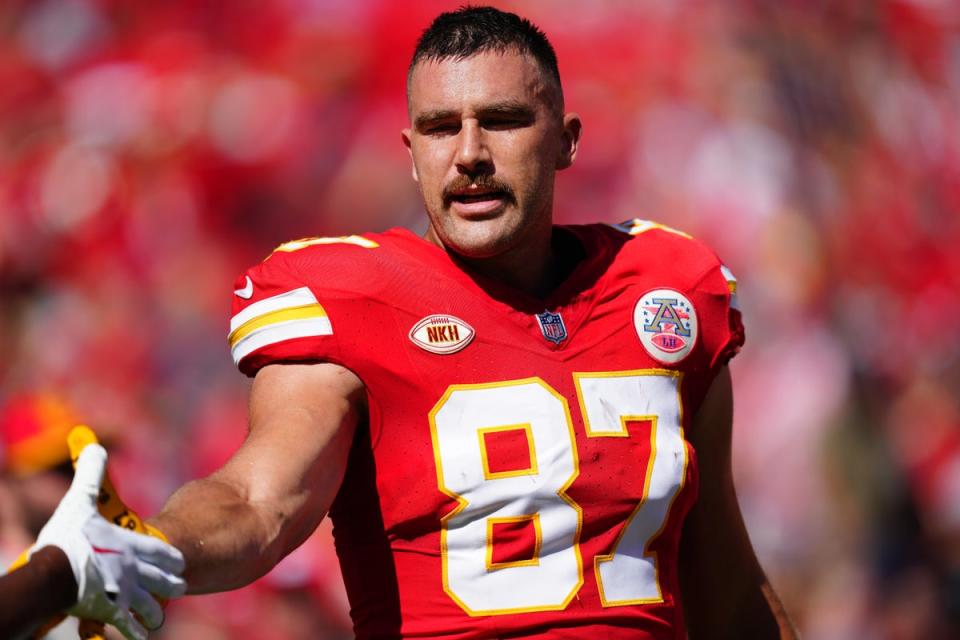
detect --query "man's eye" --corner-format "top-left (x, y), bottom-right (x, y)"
top-left (425, 123), bottom-right (459, 135)
top-left (483, 118), bottom-right (529, 131)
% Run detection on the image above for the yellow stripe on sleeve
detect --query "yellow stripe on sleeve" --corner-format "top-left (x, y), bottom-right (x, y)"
top-left (719, 265), bottom-right (740, 311)
top-left (719, 264), bottom-right (738, 293)
top-left (228, 304), bottom-right (328, 347)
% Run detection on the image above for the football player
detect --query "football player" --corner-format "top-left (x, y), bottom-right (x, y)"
top-left (146, 6), bottom-right (797, 638)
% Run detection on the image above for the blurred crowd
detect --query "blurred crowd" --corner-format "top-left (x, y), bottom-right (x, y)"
top-left (0, 1), bottom-right (958, 638)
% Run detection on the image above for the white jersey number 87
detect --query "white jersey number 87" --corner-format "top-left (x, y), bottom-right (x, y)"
top-left (429, 370), bottom-right (687, 615)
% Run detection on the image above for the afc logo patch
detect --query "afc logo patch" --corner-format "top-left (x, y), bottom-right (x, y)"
top-left (634, 289), bottom-right (698, 364)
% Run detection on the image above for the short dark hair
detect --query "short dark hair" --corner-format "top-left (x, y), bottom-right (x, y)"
top-left (408, 5), bottom-right (562, 101)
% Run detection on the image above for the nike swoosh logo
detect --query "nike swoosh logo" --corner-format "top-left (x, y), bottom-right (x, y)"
top-left (234, 276), bottom-right (254, 299)
top-left (92, 546), bottom-right (122, 555)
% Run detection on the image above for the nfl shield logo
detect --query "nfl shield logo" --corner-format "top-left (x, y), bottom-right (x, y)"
top-left (536, 311), bottom-right (567, 344)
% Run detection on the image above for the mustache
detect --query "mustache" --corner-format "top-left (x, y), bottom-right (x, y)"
top-left (442, 175), bottom-right (516, 205)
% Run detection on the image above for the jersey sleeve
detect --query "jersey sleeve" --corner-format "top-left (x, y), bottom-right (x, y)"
top-left (717, 263), bottom-right (744, 365)
top-left (611, 218), bottom-right (745, 372)
top-left (227, 252), bottom-right (340, 376)
top-left (694, 258), bottom-right (745, 371)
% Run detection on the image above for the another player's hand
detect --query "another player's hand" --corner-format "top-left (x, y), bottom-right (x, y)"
top-left (32, 443), bottom-right (187, 640)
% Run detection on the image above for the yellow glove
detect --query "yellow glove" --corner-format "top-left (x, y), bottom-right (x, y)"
top-left (7, 425), bottom-right (173, 640)
top-left (66, 426), bottom-right (168, 542)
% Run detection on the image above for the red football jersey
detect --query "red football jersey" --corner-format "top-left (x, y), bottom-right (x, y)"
top-left (228, 220), bottom-right (744, 639)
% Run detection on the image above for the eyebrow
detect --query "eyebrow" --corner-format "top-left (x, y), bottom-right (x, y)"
top-left (413, 101), bottom-right (536, 130)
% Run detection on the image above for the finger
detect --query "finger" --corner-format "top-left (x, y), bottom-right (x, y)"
top-left (109, 607), bottom-right (148, 640)
top-left (77, 618), bottom-right (106, 640)
top-left (99, 561), bottom-right (133, 614)
top-left (67, 424), bottom-right (102, 462)
top-left (70, 444), bottom-right (108, 500)
top-left (100, 566), bottom-right (120, 599)
top-left (118, 528), bottom-right (185, 574)
top-left (135, 559), bottom-right (187, 599)
top-left (129, 584), bottom-right (165, 631)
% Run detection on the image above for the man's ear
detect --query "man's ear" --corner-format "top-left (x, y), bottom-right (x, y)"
top-left (555, 113), bottom-right (582, 171)
top-left (401, 128), bottom-right (418, 182)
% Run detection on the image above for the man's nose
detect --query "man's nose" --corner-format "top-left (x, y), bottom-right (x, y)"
top-left (455, 121), bottom-right (493, 175)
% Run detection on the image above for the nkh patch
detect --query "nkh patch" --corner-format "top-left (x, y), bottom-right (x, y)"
top-left (409, 315), bottom-right (475, 354)
top-left (634, 289), bottom-right (698, 364)
top-left (535, 311), bottom-right (567, 344)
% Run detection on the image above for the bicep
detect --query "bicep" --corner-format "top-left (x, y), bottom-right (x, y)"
top-left (215, 362), bottom-right (364, 553)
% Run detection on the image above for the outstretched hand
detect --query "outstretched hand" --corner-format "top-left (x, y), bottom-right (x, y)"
top-left (32, 442), bottom-right (186, 640)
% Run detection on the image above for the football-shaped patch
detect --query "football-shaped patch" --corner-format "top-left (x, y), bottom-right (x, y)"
top-left (409, 315), bottom-right (475, 355)
top-left (634, 289), bottom-right (698, 364)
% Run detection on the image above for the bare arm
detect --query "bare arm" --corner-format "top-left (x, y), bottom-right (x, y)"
top-left (148, 362), bottom-right (364, 594)
top-left (679, 366), bottom-right (797, 639)
top-left (0, 547), bottom-right (76, 637)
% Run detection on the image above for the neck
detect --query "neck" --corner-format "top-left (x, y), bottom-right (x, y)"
top-left (471, 233), bottom-right (555, 297)
top-left (426, 223), bottom-right (582, 299)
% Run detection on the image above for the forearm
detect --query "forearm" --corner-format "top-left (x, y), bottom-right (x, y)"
top-left (761, 581), bottom-right (798, 639)
top-left (148, 476), bottom-right (285, 594)
top-left (0, 547), bottom-right (76, 637)
top-left (150, 363), bottom-right (362, 595)
top-left (695, 569), bottom-right (796, 639)
top-left (679, 482), bottom-right (797, 639)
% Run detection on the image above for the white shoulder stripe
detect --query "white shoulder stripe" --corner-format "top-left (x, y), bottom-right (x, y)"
top-left (231, 317), bottom-right (333, 365)
top-left (230, 287), bottom-right (318, 334)
top-left (720, 264), bottom-right (737, 286)
top-left (719, 264), bottom-right (740, 311)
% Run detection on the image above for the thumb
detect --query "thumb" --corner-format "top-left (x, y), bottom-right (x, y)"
top-left (70, 444), bottom-right (108, 500)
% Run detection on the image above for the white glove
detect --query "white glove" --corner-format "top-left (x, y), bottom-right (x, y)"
top-left (32, 444), bottom-right (187, 640)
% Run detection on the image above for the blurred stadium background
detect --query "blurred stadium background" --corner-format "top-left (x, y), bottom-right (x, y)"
top-left (0, 0), bottom-right (958, 638)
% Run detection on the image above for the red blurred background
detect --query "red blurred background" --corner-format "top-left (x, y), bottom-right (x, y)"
top-left (1, 1), bottom-right (958, 638)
